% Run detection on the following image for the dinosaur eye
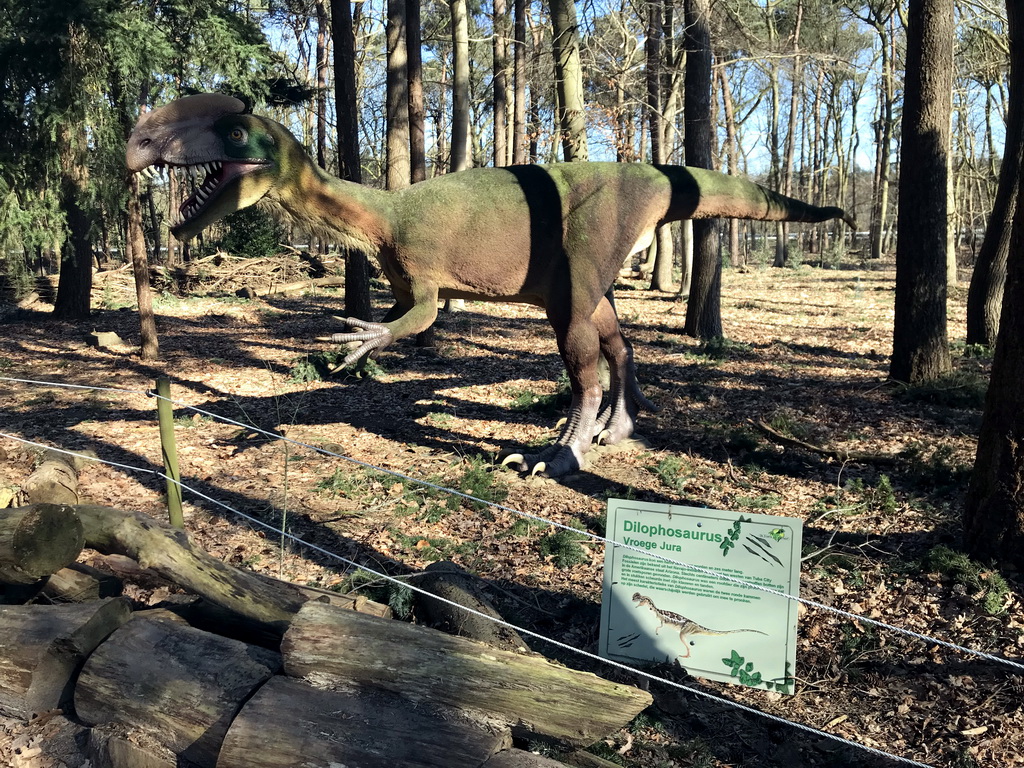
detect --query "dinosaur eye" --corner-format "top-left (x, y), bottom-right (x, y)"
top-left (228, 127), bottom-right (248, 144)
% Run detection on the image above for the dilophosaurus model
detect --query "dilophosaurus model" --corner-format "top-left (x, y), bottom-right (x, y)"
top-left (631, 592), bottom-right (767, 659)
top-left (126, 93), bottom-right (854, 478)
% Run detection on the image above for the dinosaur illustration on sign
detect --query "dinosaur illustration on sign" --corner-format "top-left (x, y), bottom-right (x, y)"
top-left (631, 592), bottom-right (767, 658)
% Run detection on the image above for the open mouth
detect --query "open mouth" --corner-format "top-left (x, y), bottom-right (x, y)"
top-left (136, 160), bottom-right (268, 227)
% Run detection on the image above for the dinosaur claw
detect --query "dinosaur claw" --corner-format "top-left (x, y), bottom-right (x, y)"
top-left (501, 453), bottom-right (524, 467)
top-left (529, 462), bottom-right (546, 477)
top-left (596, 429), bottom-right (612, 445)
top-left (554, 417), bottom-right (567, 429)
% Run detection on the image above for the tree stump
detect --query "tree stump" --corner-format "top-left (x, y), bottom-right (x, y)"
top-left (282, 602), bottom-right (652, 746)
top-left (217, 675), bottom-right (511, 768)
top-left (0, 598), bottom-right (132, 718)
top-left (75, 615), bottom-right (280, 768)
top-left (0, 504), bottom-right (84, 585)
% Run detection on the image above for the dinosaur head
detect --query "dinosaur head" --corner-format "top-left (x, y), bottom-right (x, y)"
top-left (126, 93), bottom-right (294, 241)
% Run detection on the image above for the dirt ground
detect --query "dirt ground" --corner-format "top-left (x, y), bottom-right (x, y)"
top-left (0, 256), bottom-right (1021, 768)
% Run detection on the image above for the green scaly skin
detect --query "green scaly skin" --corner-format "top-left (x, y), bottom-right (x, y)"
top-left (127, 94), bottom-right (855, 478)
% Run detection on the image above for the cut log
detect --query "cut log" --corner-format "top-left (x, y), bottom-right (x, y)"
top-left (0, 598), bottom-right (132, 719)
top-left (75, 615), bottom-right (280, 768)
top-left (42, 562), bottom-right (123, 602)
top-left (282, 602), bottom-right (652, 746)
top-left (0, 504), bottom-right (84, 585)
top-left (23, 450), bottom-right (86, 505)
top-left (217, 675), bottom-right (511, 768)
top-left (415, 560), bottom-right (528, 652)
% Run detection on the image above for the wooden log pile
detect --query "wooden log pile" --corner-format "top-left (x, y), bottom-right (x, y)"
top-left (0, 491), bottom-right (652, 766)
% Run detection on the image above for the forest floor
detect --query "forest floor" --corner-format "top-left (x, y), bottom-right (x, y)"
top-left (0, 253), bottom-right (1021, 768)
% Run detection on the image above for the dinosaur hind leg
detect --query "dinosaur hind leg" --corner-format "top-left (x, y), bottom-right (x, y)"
top-left (592, 297), bottom-right (657, 445)
top-left (501, 302), bottom-right (603, 477)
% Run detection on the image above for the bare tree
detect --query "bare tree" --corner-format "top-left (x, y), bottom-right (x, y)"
top-left (493, 0), bottom-right (510, 166)
top-left (889, 0), bottom-right (953, 383)
top-left (408, 0), bottom-right (427, 184)
top-left (386, 0), bottom-right (411, 189)
top-left (511, 0), bottom-right (527, 165)
top-left (449, 0), bottom-right (472, 172)
top-left (549, 0), bottom-right (588, 161)
top-left (967, 15), bottom-right (1020, 347)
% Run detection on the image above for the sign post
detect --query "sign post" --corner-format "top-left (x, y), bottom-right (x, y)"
top-left (599, 499), bottom-right (802, 693)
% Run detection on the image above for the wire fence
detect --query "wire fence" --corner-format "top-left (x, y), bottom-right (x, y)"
top-left (2, 373), bottom-right (1021, 767)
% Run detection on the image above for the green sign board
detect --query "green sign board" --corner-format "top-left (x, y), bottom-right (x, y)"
top-left (599, 499), bottom-right (801, 693)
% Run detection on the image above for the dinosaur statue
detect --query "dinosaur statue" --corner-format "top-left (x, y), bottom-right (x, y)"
top-left (126, 93), bottom-right (855, 478)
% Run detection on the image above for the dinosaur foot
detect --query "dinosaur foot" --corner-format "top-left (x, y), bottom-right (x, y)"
top-left (499, 444), bottom-right (586, 478)
top-left (330, 317), bottom-right (394, 367)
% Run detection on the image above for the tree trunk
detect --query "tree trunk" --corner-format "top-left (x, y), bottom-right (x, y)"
top-left (407, 0), bottom-right (427, 183)
top-left (512, 0), bottom-right (527, 164)
top-left (53, 160), bottom-right (93, 320)
top-left (283, 602), bottom-right (651, 745)
top-left (219, 676), bottom-right (511, 768)
top-left (386, 0), bottom-right (411, 190)
top-left (964, 0), bottom-right (1024, 570)
top-left (128, 172), bottom-right (160, 360)
top-left (718, 63), bottom-right (742, 267)
top-left (682, 0), bottom-right (721, 339)
top-left (774, 1), bottom-right (803, 268)
top-left (646, 0), bottom-right (674, 291)
top-left (316, 0), bottom-right (330, 172)
top-left (493, 0), bottom-right (510, 166)
top-left (966, 3), bottom-right (1022, 348)
top-left (549, 0), bottom-right (588, 161)
top-left (869, 12), bottom-right (896, 260)
top-left (889, 0), bottom-right (954, 384)
top-left (450, 0), bottom-right (472, 172)
top-left (332, 0), bottom-right (373, 321)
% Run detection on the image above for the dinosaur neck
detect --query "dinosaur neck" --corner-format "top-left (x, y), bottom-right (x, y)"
top-left (265, 156), bottom-right (393, 254)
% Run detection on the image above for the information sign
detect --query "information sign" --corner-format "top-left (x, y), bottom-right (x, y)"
top-left (599, 499), bottom-right (802, 692)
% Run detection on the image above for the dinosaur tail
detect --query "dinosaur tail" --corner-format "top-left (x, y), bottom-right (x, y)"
top-left (660, 165), bottom-right (857, 230)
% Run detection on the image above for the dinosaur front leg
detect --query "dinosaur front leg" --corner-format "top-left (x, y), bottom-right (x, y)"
top-left (331, 280), bottom-right (437, 368)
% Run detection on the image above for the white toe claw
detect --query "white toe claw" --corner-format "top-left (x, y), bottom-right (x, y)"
top-left (529, 462), bottom-right (546, 477)
top-left (501, 453), bottom-right (524, 467)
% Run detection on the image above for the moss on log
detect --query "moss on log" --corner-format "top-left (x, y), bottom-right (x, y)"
top-left (282, 601), bottom-right (652, 746)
